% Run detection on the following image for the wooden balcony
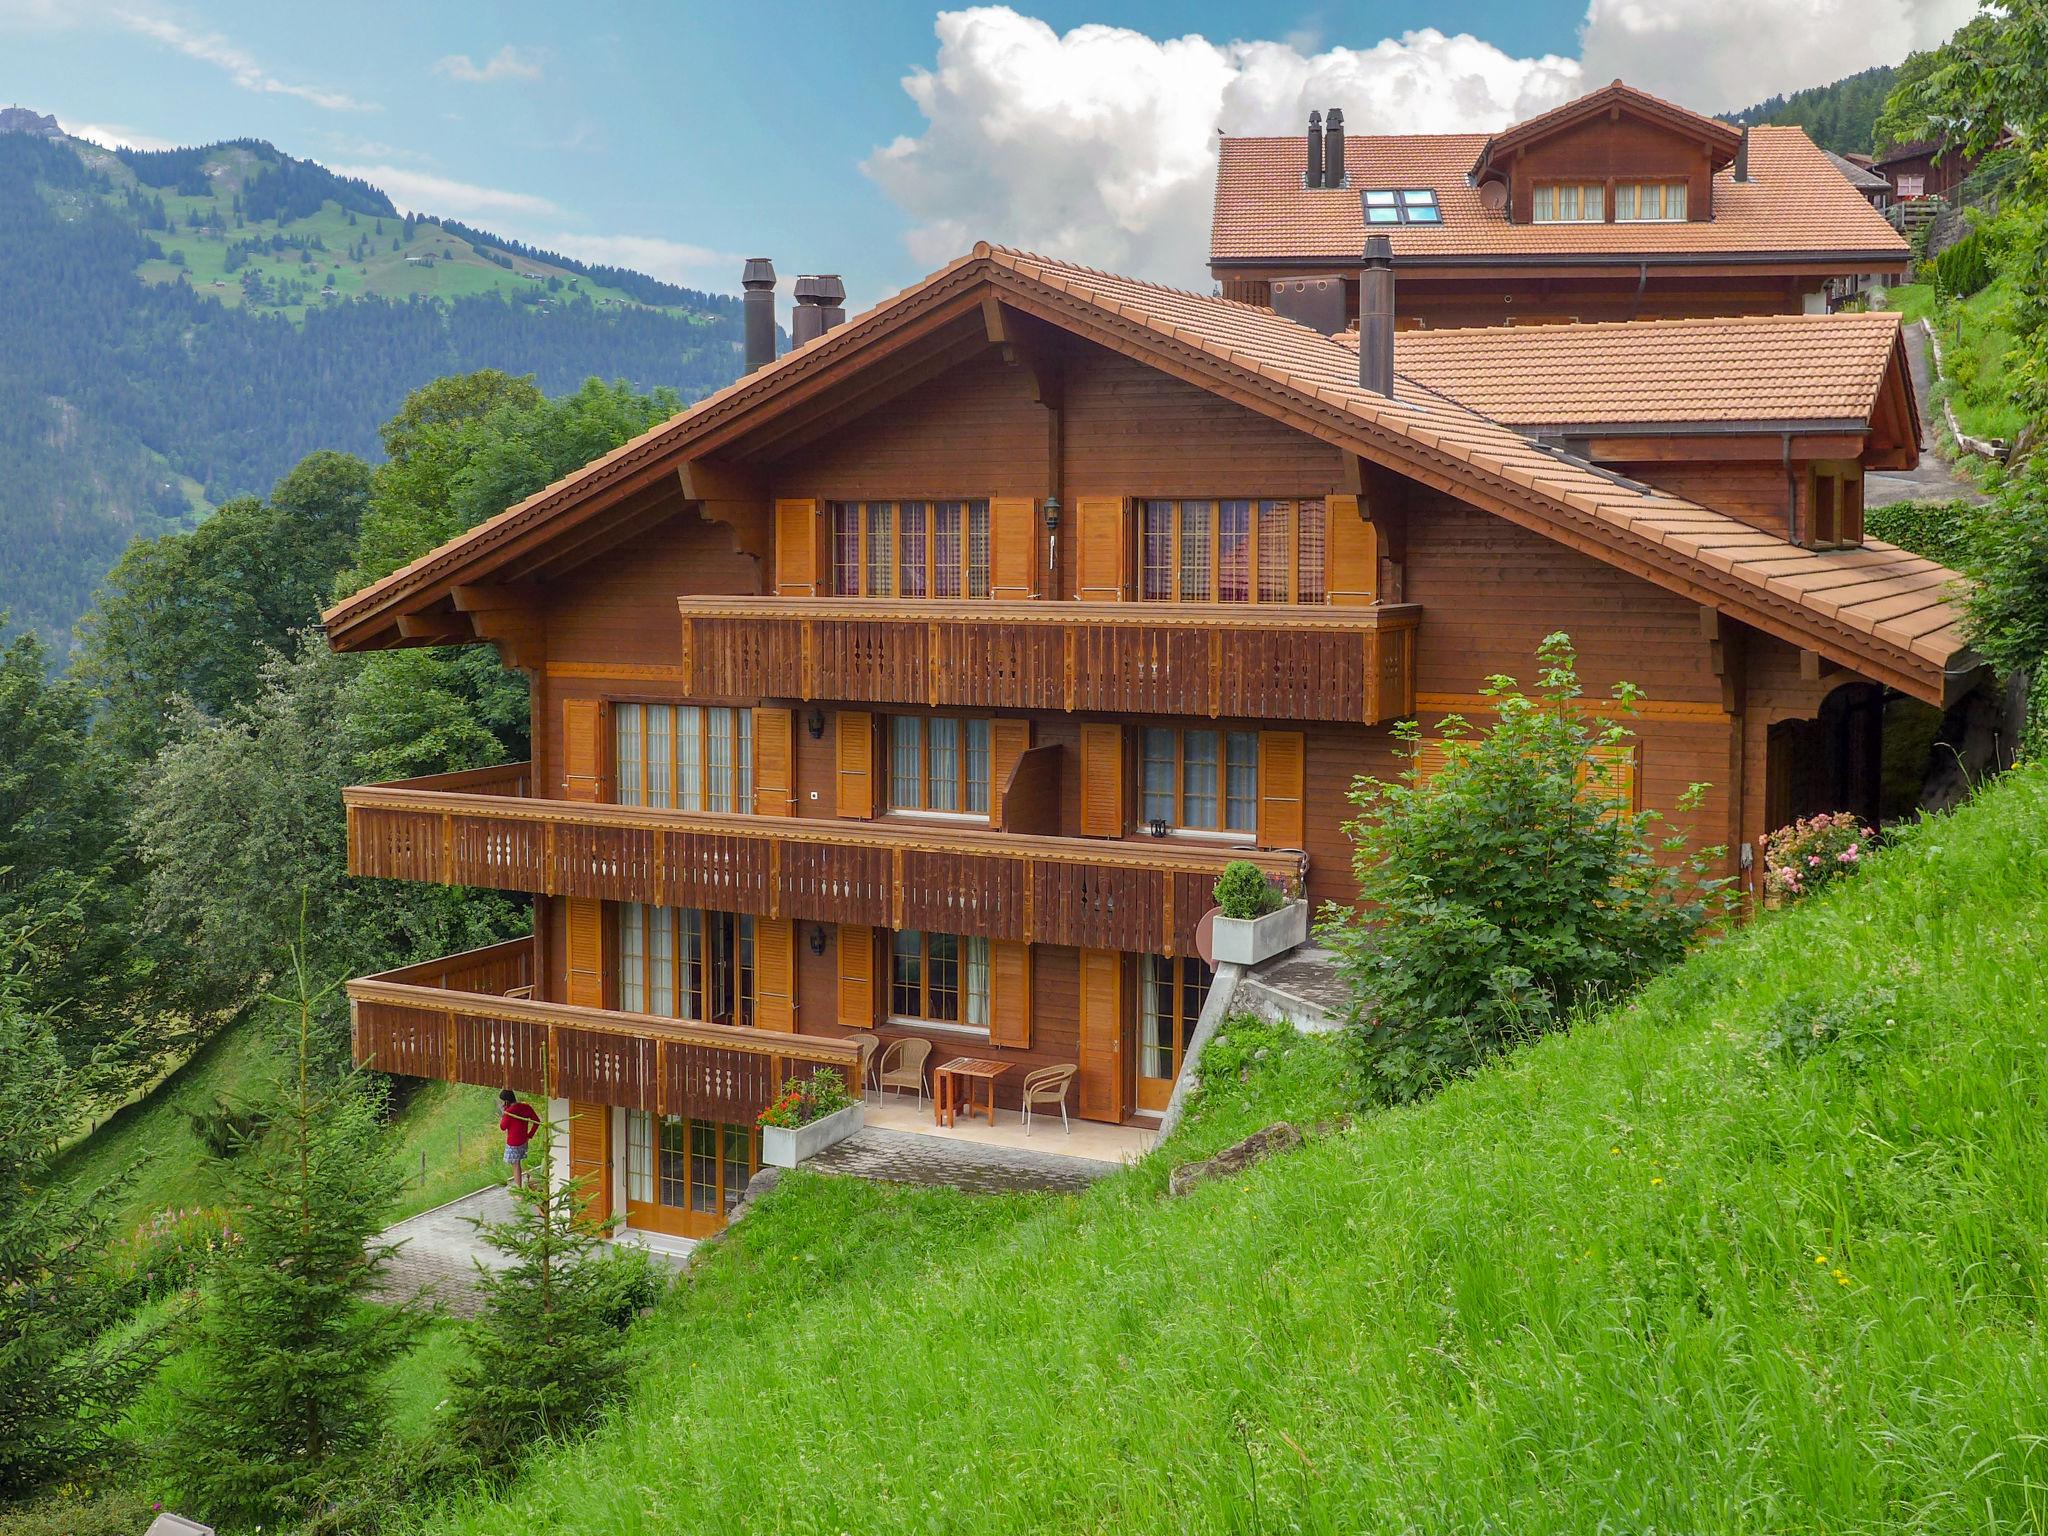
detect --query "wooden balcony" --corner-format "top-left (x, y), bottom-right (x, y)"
top-left (676, 598), bottom-right (1420, 724)
top-left (345, 767), bottom-right (1303, 957)
top-left (348, 939), bottom-right (861, 1113)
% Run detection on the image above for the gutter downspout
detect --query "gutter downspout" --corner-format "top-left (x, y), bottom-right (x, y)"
top-left (1628, 259), bottom-right (1648, 321)
top-left (1782, 431), bottom-right (1798, 544)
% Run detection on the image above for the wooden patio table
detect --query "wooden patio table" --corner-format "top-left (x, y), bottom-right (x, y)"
top-left (933, 1056), bottom-right (1010, 1128)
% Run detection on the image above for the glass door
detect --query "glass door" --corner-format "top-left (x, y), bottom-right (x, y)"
top-left (624, 1109), bottom-right (757, 1239)
top-left (1137, 955), bottom-right (1212, 1111)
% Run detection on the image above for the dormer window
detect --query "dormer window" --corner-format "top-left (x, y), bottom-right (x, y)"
top-left (1615, 181), bottom-right (1688, 221)
top-left (1362, 188), bottom-right (1440, 225)
top-left (1532, 183), bottom-right (1604, 222)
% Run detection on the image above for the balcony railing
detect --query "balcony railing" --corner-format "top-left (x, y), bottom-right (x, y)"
top-left (348, 939), bottom-right (861, 1114)
top-left (345, 767), bottom-right (1303, 956)
top-left (675, 598), bottom-right (1420, 723)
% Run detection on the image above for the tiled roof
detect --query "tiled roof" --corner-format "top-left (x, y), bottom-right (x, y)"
top-left (1386, 311), bottom-right (1908, 429)
top-left (1472, 80), bottom-right (1741, 177)
top-left (326, 244), bottom-right (1969, 703)
top-left (1212, 125), bottom-right (1910, 264)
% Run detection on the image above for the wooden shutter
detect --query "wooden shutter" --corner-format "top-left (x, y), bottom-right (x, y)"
top-left (1841, 470), bottom-right (1865, 547)
top-left (1411, 738), bottom-right (1454, 784)
top-left (989, 718), bottom-right (1032, 829)
top-left (1076, 948), bottom-right (1125, 1122)
top-left (775, 497), bottom-right (823, 595)
top-left (990, 496), bottom-right (1038, 599)
top-left (561, 697), bottom-right (606, 802)
top-left (987, 940), bottom-right (1032, 1049)
top-left (1326, 493), bottom-right (1378, 608)
top-left (567, 1102), bottom-right (612, 1228)
top-left (835, 711), bottom-right (874, 819)
top-left (1075, 497), bottom-right (1126, 601)
top-left (1256, 730), bottom-right (1305, 850)
top-left (565, 896), bottom-right (604, 1008)
top-left (755, 917), bottom-right (795, 1032)
top-left (837, 925), bottom-right (875, 1028)
top-left (1078, 723), bottom-right (1124, 837)
top-left (754, 706), bottom-right (795, 817)
top-left (1581, 743), bottom-right (1640, 816)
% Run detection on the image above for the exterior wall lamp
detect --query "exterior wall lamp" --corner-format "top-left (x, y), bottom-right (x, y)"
top-left (808, 924), bottom-right (828, 956)
top-left (805, 708), bottom-right (825, 739)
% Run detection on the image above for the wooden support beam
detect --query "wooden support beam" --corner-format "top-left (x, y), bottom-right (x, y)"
top-left (677, 460), bottom-right (766, 502)
top-left (451, 582), bottom-right (542, 613)
top-left (1798, 648), bottom-right (1842, 684)
top-left (395, 613), bottom-right (476, 643)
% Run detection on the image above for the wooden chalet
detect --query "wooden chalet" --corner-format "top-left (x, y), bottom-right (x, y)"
top-left (1213, 80), bottom-right (1911, 329)
top-left (324, 243), bottom-right (1975, 1240)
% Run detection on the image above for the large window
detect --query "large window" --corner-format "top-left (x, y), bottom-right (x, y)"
top-left (830, 500), bottom-right (991, 599)
top-left (889, 930), bottom-right (990, 1029)
top-left (1140, 728), bottom-right (1258, 834)
top-left (619, 904), bottom-right (756, 1026)
top-left (888, 715), bottom-right (992, 815)
top-left (613, 703), bottom-right (752, 813)
top-left (1361, 188), bottom-right (1441, 225)
top-left (1614, 181), bottom-right (1687, 221)
top-left (1138, 498), bottom-right (1326, 604)
top-left (1532, 182), bottom-right (1604, 222)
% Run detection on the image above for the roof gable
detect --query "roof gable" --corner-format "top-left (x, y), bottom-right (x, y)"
top-left (324, 245), bottom-right (1970, 706)
top-left (1470, 80), bottom-right (1743, 184)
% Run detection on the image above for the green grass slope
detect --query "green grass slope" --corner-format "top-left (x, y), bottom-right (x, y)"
top-left (1884, 278), bottom-right (2027, 445)
top-left (411, 763), bottom-right (2048, 1535)
top-left (52, 1015), bottom-right (505, 1239)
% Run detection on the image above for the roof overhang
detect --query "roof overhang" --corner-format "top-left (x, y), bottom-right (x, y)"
top-left (1209, 250), bottom-right (1914, 274)
top-left (1471, 82), bottom-right (1743, 184)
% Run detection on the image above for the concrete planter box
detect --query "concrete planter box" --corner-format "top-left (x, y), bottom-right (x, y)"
top-left (1210, 900), bottom-right (1309, 966)
top-left (760, 1101), bottom-right (864, 1169)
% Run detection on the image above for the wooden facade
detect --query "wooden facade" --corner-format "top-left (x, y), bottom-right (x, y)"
top-left (327, 245), bottom-right (1971, 1237)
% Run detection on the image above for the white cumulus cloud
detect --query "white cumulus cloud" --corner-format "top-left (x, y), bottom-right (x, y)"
top-left (864, 9), bottom-right (1580, 289)
top-left (1578, 0), bottom-right (1975, 113)
top-left (433, 45), bottom-right (545, 84)
top-left (66, 119), bottom-right (179, 151)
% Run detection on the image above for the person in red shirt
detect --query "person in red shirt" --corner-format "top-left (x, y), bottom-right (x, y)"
top-left (498, 1089), bottom-right (541, 1188)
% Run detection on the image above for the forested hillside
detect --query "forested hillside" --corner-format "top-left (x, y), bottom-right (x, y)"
top-left (0, 120), bottom-right (747, 655)
top-left (1728, 64), bottom-right (1898, 155)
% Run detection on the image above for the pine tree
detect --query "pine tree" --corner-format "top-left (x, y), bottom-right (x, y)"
top-left (165, 937), bottom-right (417, 1527)
top-left (0, 951), bottom-right (168, 1496)
top-left (444, 1106), bottom-right (639, 1470)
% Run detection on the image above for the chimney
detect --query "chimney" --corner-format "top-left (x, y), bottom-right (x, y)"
top-left (1324, 107), bottom-right (1346, 189)
top-left (791, 274), bottom-right (848, 347)
top-left (1734, 125), bottom-right (1750, 183)
top-left (1305, 109), bottom-right (1325, 189)
top-left (1358, 233), bottom-right (1394, 398)
top-left (742, 257), bottom-right (776, 373)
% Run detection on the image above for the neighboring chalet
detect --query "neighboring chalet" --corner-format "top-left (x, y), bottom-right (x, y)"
top-left (1826, 150), bottom-right (1892, 212)
top-left (1871, 138), bottom-right (1974, 203)
top-left (1212, 80), bottom-right (1910, 328)
top-left (324, 243), bottom-right (1974, 1240)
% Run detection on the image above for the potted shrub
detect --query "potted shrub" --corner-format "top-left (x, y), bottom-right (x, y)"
top-left (1759, 812), bottom-right (1875, 907)
top-left (1208, 860), bottom-right (1308, 965)
top-left (757, 1067), bottom-right (864, 1168)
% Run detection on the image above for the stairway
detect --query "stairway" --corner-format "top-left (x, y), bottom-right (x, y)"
top-left (1235, 945), bottom-right (1350, 1032)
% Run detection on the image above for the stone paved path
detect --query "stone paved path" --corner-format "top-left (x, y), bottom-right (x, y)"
top-left (372, 1184), bottom-right (517, 1318)
top-left (1868, 319), bottom-right (1991, 508)
top-left (805, 1127), bottom-right (1121, 1194)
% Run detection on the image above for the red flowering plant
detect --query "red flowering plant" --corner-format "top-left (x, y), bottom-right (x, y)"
top-left (756, 1067), bottom-right (854, 1129)
top-left (1760, 811), bottom-right (1876, 905)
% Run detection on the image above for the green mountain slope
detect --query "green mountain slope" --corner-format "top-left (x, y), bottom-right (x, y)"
top-left (1728, 64), bottom-right (1898, 156)
top-left (411, 764), bottom-right (2048, 1534)
top-left (0, 118), bottom-right (749, 655)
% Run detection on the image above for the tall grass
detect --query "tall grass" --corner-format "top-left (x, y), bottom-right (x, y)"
top-left (409, 765), bottom-right (2048, 1534)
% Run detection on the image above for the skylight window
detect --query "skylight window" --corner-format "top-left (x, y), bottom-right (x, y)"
top-left (1360, 188), bottom-right (1441, 225)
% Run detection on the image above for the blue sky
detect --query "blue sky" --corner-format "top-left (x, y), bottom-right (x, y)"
top-left (1, 0), bottom-right (1968, 314)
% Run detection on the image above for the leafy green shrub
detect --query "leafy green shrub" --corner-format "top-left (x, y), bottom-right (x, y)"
top-left (181, 1096), bottom-right (267, 1159)
top-left (1865, 498), bottom-right (1980, 568)
top-left (583, 1244), bottom-right (672, 1330)
top-left (1933, 230), bottom-right (1993, 299)
top-left (1319, 634), bottom-right (1730, 1103)
top-left (111, 1206), bottom-right (235, 1304)
top-left (757, 1067), bottom-right (855, 1129)
top-left (1761, 811), bottom-right (1876, 904)
top-left (1754, 984), bottom-right (1901, 1075)
top-left (1213, 860), bottom-right (1283, 919)
top-left (0, 1487), bottom-right (161, 1536)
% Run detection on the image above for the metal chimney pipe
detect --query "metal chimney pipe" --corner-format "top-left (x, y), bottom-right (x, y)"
top-left (742, 257), bottom-right (776, 373)
top-left (791, 273), bottom-right (848, 346)
top-left (1325, 108), bottom-right (1346, 189)
top-left (1358, 233), bottom-right (1394, 398)
top-left (1305, 109), bottom-right (1324, 189)
top-left (1734, 125), bottom-right (1750, 183)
